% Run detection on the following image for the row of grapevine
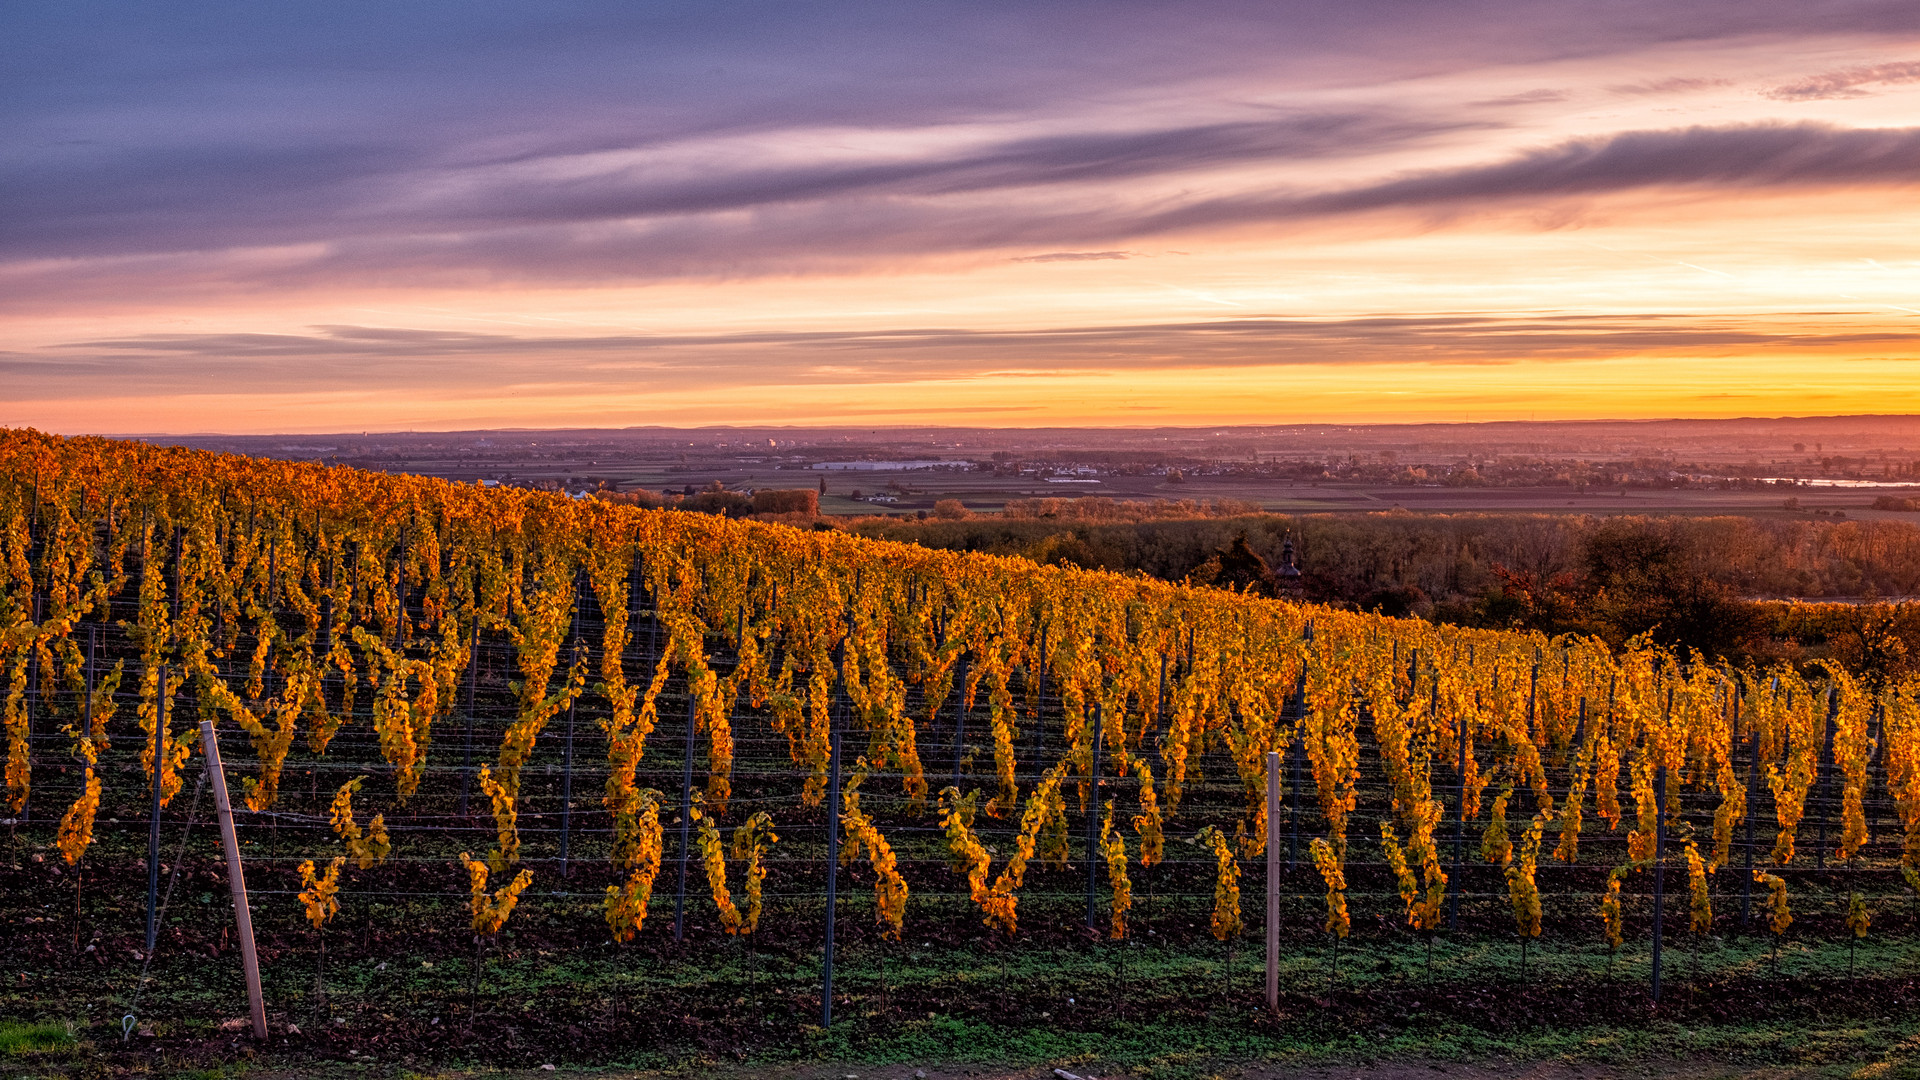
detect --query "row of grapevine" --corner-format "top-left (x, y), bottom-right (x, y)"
top-left (4, 427), bottom-right (1919, 955)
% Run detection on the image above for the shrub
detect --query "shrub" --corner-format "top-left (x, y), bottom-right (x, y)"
top-left (752, 488), bottom-right (819, 515)
top-left (596, 488), bottom-right (663, 509)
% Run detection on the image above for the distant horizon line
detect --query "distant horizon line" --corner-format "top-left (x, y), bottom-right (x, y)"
top-left (33, 412), bottom-right (1920, 440)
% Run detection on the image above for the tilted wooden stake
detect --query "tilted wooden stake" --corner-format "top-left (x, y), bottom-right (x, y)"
top-left (198, 720), bottom-right (268, 1040)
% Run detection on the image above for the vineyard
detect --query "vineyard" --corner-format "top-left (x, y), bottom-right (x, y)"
top-left (6, 427), bottom-right (1920, 1070)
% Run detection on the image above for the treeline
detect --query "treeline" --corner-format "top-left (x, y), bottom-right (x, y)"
top-left (599, 484), bottom-right (819, 518)
top-left (1000, 496), bottom-right (1265, 521)
top-left (850, 511), bottom-right (1920, 674)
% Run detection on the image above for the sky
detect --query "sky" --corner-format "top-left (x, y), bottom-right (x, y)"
top-left (5, 0), bottom-right (1920, 434)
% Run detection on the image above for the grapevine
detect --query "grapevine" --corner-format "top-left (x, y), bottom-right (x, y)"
top-left (692, 801), bottom-right (741, 933)
top-left (329, 777), bottom-right (391, 870)
top-left (1131, 759), bottom-right (1164, 867)
top-left (1308, 836), bottom-right (1348, 939)
top-left (1196, 825), bottom-right (1241, 941)
top-left (603, 789), bottom-right (663, 943)
top-left (55, 768), bottom-right (101, 866)
top-left (1756, 871), bottom-right (1791, 936)
top-left (463, 852), bottom-right (534, 937)
top-left (297, 856), bottom-right (345, 930)
top-left (1505, 810), bottom-right (1546, 942)
top-left (3, 427), bottom-right (1920, 993)
top-left (729, 811), bottom-right (777, 935)
top-left (1100, 801), bottom-right (1132, 939)
top-left (839, 762), bottom-right (909, 939)
top-left (1599, 867), bottom-right (1627, 950)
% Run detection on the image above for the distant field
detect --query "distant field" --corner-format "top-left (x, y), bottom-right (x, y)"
top-left (364, 455), bottom-right (1920, 520)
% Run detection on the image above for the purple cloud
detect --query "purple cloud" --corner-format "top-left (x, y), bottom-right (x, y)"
top-left (1143, 122), bottom-right (1920, 235)
top-left (1765, 60), bottom-right (1920, 100)
top-left (1011, 251), bottom-right (1136, 262)
top-left (3, 0), bottom-right (1920, 325)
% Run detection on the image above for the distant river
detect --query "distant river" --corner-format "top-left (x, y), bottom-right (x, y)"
top-left (1755, 478), bottom-right (1920, 488)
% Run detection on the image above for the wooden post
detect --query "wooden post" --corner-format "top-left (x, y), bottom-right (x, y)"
top-left (822, 729), bottom-right (843, 1027)
top-left (1651, 764), bottom-right (1667, 1001)
top-left (1084, 702), bottom-right (1104, 932)
top-left (145, 665), bottom-right (167, 954)
top-left (198, 721), bottom-right (268, 1040)
top-left (1266, 749), bottom-right (1280, 1012)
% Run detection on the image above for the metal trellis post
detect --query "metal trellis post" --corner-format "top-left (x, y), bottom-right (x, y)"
top-left (559, 645), bottom-right (579, 879)
top-left (952, 653), bottom-right (969, 785)
top-left (823, 729), bottom-right (843, 1027)
top-left (1084, 701), bottom-right (1104, 932)
top-left (1741, 684), bottom-right (1756, 929)
top-left (673, 691), bottom-right (698, 942)
top-left (1287, 675), bottom-right (1304, 871)
top-left (144, 665), bottom-right (169, 954)
top-left (457, 611), bottom-right (480, 817)
top-left (1266, 749), bottom-right (1281, 1011)
top-left (1450, 700), bottom-right (1467, 931)
top-left (1817, 688), bottom-right (1838, 868)
top-left (1652, 763), bottom-right (1667, 1001)
top-left (559, 579), bottom-right (583, 878)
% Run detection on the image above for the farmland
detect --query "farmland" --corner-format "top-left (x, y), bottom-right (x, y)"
top-left (6, 428), bottom-right (1920, 1079)
top-left (158, 418), bottom-right (1920, 522)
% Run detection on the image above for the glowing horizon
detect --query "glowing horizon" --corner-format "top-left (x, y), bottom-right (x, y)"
top-left (7, 2), bottom-right (1920, 434)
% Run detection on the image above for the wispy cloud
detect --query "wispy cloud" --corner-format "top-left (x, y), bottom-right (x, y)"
top-left (1011, 251), bottom-right (1135, 262)
top-left (11, 312), bottom-right (1905, 401)
top-left (1766, 60), bottom-right (1920, 100)
top-left (1144, 122), bottom-right (1920, 235)
top-left (1470, 89), bottom-right (1568, 107)
top-left (1609, 76), bottom-right (1731, 95)
top-left (0, 111), bottom-right (1477, 260)
top-left (9, 121), bottom-right (1919, 303)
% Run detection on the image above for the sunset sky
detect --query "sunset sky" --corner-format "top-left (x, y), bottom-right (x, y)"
top-left (6, 1), bottom-right (1920, 433)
